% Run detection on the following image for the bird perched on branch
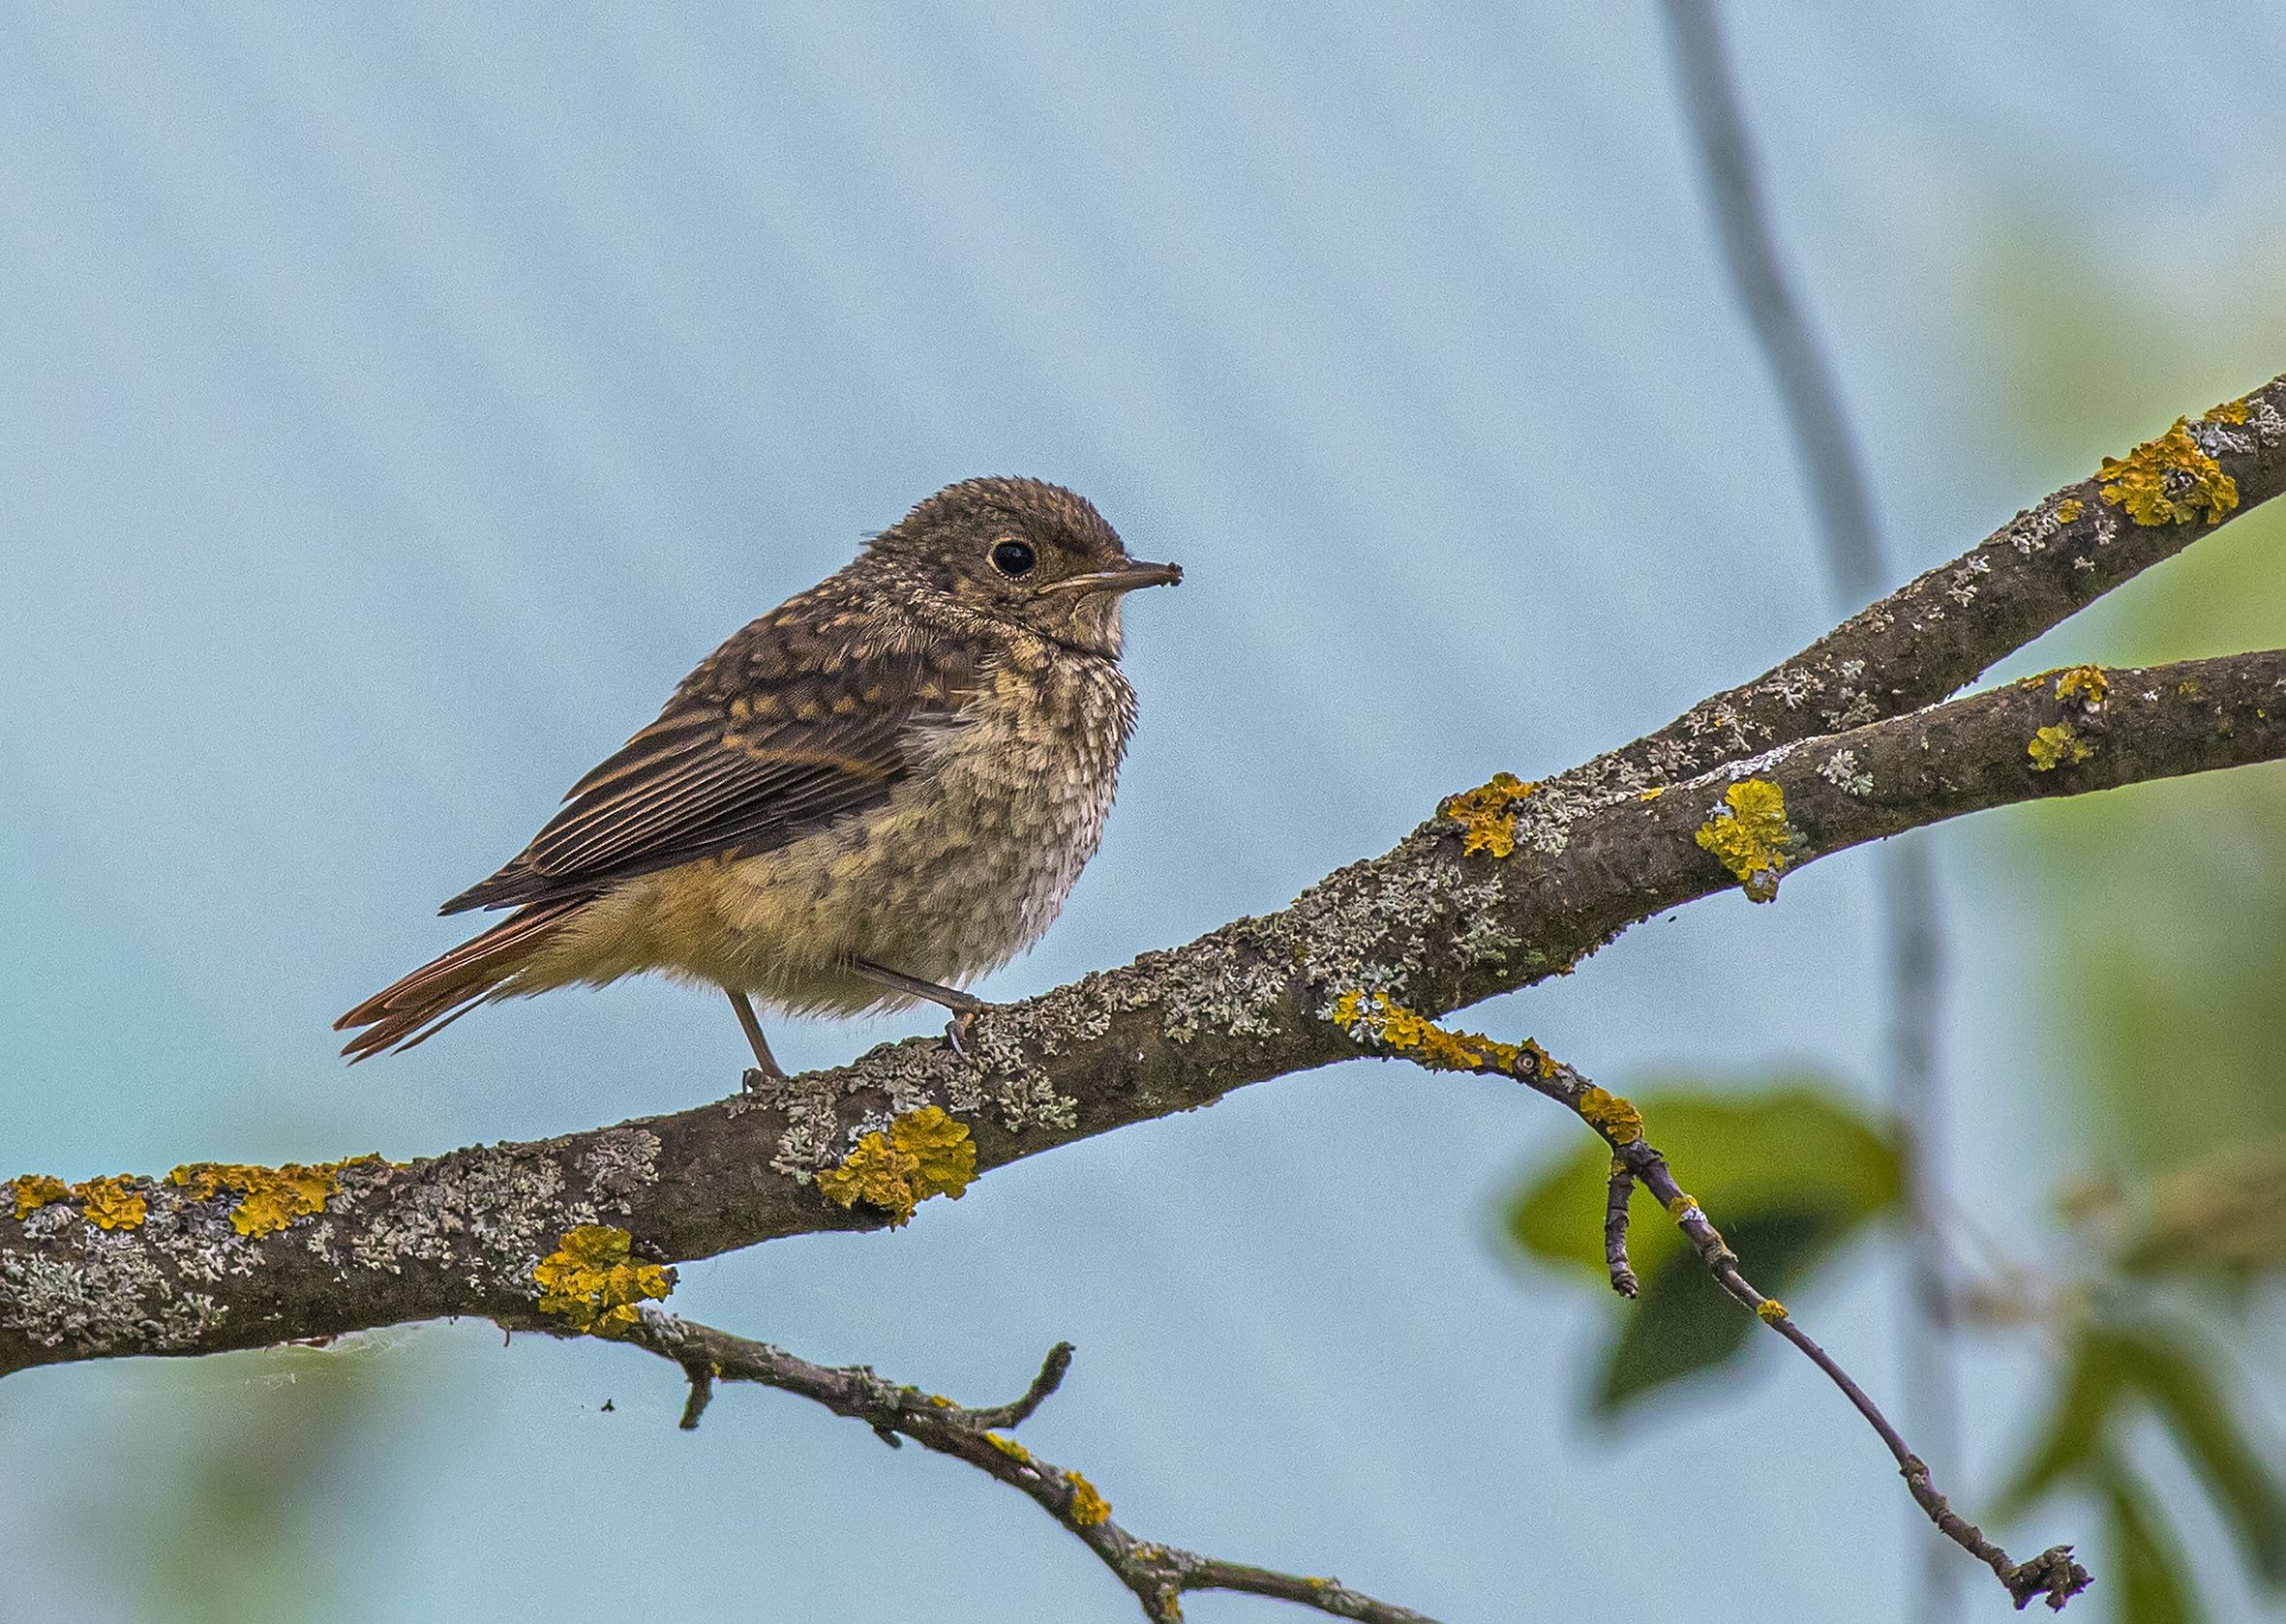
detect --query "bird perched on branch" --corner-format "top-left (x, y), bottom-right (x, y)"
top-left (337, 476), bottom-right (1181, 1079)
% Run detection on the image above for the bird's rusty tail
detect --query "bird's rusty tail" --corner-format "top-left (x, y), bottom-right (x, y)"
top-left (335, 899), bottom-right (587, 1061)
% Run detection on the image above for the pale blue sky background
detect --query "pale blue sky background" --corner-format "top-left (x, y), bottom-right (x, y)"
top-left (3, 4), bottom-right (2282, 1620)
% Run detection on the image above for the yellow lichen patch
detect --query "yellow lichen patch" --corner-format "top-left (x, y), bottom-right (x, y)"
top-left (1639, 786), bottom-right (1665, 801)
top-left (1694, 779), bottom-right (1797, 903)
top-left (9, 1175), bottom-right (72, 1220)
top-left (1756, 1299), bottom-right (1790, 1324)
top-left (815, 1106), bottom-right (978, 1227)
top-left (1331, 989), bottom-right (1541, 1076)
top-left (167, 1156), bottom-right (385, 1238)
top-left (817, 1133), bottom-right (921, 1221)
top-left (986, 1432), bottom-right (1034, 1465)
top-left (1066, 1471), bottom-right (1112, 1527)
top-left (2029, 723), bottom-right (2092, 771)
top-left (1439, 771), bottom-right (1537, 858)
top-left (2207, 397), bottom-right (2251, 426)
top-left (892, 1107), bottom-right (977, 1202)
top-left (533, 1224), bottom-right (672, 1336)
top-left (2054, 665), bottom-right (2108, 707)
top-left (76, 1177), bottom-right (147, 1231)
top-left (1579, 1088), bottom-right (1644, 1146)
top-left (1664, 1191), bottom-right (1699, 1219)
top-left (2054, 496), bottom-right (2084, 524)
top-left (2096, 417), bottom-right (2239, 526)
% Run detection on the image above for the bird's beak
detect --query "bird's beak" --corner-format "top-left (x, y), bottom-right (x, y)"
top-left (1036, 559), bottom-right (1184, 596)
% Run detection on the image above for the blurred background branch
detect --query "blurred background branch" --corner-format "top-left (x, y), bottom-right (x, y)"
top-left (1650, 4), bottom-right (1961, 1614)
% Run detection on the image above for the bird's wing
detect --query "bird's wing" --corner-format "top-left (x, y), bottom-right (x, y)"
top-left (440, 629), bottom-right (978, 914)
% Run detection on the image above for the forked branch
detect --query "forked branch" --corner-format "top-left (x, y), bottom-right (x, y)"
top-left (619, 1313), bottom-right (1439, 1624)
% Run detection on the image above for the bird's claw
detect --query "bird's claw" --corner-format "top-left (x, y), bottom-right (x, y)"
top-left (945, 1008), bottom-right (978, 1058)
top-left (740, 1066), bottom-right (779, 1094)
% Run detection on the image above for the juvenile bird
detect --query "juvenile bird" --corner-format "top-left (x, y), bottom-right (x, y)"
top-left (337, 476), bottom-right (1180, 1078)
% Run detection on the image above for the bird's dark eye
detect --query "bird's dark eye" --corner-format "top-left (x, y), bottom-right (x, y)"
top-left (992, 540), bottom-right (1036, 577)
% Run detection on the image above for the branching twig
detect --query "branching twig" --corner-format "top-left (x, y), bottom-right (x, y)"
top-left (1602, 1161), bottom-right (1639, 1298)
top-left (1334, 998), bottom-right (2091, 1611)
top-left (615, 1313), bottom-right (1439, 1624)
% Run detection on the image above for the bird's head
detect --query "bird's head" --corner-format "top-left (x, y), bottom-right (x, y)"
top-left (866, 476), bottom-right (1181, 656)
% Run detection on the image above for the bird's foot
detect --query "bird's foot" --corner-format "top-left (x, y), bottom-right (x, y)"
top-left (945, 1007), bottom-right (979, 1059)
top-left (741, 1065), bottom-right (783, 1094)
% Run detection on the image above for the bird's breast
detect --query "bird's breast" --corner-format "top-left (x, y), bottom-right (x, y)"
top-left (856, 648), bottom-right (1138, 971)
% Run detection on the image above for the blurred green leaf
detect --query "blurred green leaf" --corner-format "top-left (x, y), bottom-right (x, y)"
top-left (1504, 1080), bottom-right (1896, 1280)
top-left (1499, 1081), bottom-right (1898, 1416)
top-left (2114, 1325), bottom-right (2286, 1588)
top-left (1994, 1319), bottom-right (2286, 1597)
top-left (1993, 1326), bottom-right (2133, 1520)
top-left (62, 1343), bottom-right (407, 1624)
top-left (1593, 1207), bottom-right (1832, 1417)
top-left (2097, 1456), bottom-right (2205, 1624)
top-left (1977, 216), bottom-right (2286, 1623)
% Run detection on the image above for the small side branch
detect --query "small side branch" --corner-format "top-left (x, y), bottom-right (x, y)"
top-left (615, 1313), bottom-right (1440, 1624)
top-left (1603, 1161), bottom-right (1639, 1298)
top-left (1336, 1001), bottom-right (2091, 1612)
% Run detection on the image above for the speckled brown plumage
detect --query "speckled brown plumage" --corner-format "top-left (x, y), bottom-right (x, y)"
top-left (337, 477), bottom-right (1179, 1064)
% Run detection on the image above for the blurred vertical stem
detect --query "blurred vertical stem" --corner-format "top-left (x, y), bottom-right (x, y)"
top-left (1652, 4), bottom-right (1962, 1621)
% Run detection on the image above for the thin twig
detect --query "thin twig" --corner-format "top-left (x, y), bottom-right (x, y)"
top-left (615, 1313), bottom-right (1440, 1624)
top-left (1653, 7), bottom-right (1964, 1615)
top-left (1604, 1161), bottom-right (1639, 1298)
top-left (676, 1356), bottom-right (715, 1429)
top-left (1335, 1000), bottom-right (2090, 1612)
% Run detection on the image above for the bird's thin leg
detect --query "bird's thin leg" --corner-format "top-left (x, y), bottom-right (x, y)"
top-left (727, 990), bottom-right (784, 1088)
top-left (851, 959), bottom-right (988, 1056)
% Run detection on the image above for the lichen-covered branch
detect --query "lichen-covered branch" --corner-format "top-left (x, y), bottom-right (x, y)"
top-left (9, 381), bottom-right (2286, 1606)
top-left (1333, 994), bottom-right (2090, 1611)
top-left (1558, 378), bottom-right (2286, 802)
top-left (11, 636), bottom-right (2284, 1379)
top-left (617, 1314), bottom-right (1437, 1624)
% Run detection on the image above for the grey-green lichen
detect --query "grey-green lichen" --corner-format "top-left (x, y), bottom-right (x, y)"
top-left (1817, 748), bottom-right (1873, 797)
top-left (0, 1230), bottom-right (226, 1352)
top-left (762, 1084), bottom-right (849, 1181)
top-left (1154, 926), bottom-right (1293, 1045)
top-left (346, 1146), bottom-right (585, 1286)
top-left (991, 1067), bottom-right (1079, 1133)
top-left (576, 1128), bottom-right (662, 1211)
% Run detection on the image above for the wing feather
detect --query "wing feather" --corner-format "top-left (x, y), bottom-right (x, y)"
top-left (441, 627), bottom-right (975, 914)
